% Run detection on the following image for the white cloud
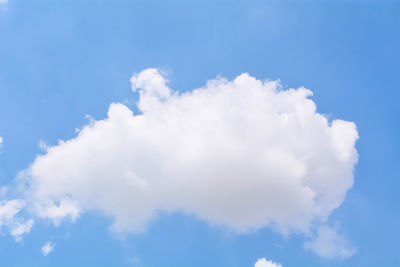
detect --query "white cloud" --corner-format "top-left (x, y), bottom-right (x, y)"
top-left (255, 258), bottom-right (282, 267)
top-left (305, 226), bottom-right (357, 259)
top-left (34, 197), bottom-right (80, 226)
top-left (0, 136), bottom-right (3, 148)
top-left (0, 199), bottom-right (23, 227)
top-left (0, 198), bottom-right (34, 241)
top-left (41, 241), bottom-right (55, 256)
top-left (0, 0), bottom-right (7, 5)
top-left (9, 219), bottom-right (34, 241)
top-left (21, 68), bottom-right (358, 236)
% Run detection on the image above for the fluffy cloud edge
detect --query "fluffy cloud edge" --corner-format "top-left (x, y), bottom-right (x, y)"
top-left (254, 258), bottom-right (282, 267)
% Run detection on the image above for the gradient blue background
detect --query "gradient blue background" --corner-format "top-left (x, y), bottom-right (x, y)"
top-left (0, 0), bottom-right (399, 266)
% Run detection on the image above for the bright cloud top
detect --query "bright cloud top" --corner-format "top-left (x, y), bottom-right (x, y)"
top-left (22, 68), bottom-right (358, 235)
top-left (254, 258), bottom-right (282, 267)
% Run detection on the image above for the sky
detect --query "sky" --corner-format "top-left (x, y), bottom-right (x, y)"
top-left (0, 0), bottom-right (399, 266)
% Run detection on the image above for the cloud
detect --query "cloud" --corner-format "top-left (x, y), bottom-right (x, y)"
top-left (41, 241), bottom-right (55, 256)
top-left (21, 68), bottom-right (358, 236)
top-left (0, 199), bottom-right (23, 227)
top-left (255, 258), bottom-right (282, 267)
top-left (35, 197), bottom-right (80, 226)
top-left (0, 197), bottom-right (34, 241)
top-left (0, 136), bottom-right (3, 148)
top-left (305, 226), bottom-right (357, 259)
top-left (9, 219), bottom-right (34, 241)
top-left (0, 0), bottom-right (7, 5)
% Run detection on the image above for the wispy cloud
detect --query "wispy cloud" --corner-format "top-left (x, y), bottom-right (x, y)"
top-left (0, 198), bottom-right (34, 241)
top-left (41, 241), bottom-right (55, 256)
top-left (305, 226), bottom-right (357, 259)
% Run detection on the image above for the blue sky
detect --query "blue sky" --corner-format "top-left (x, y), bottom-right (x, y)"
top-left (0, 0), bottom-right (399, 266)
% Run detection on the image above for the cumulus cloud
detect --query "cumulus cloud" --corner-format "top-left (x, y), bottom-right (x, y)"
top-left (41, 241), bottom-right (55, 256)
top-left (21, 68), bottom-right (358, 237)
top-left (305, 226), bottom-right (357, 259)
top-left (255, 258), bottom-right (282, 267)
